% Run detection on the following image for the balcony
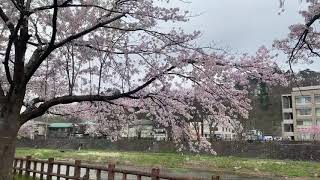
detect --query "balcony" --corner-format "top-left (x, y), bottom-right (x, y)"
top-left (282, 108), bottom-right (293, 113)
top-left (282, 132), bottom-right (294, 137)
top-left (283, 119), bottom-right (294, 124)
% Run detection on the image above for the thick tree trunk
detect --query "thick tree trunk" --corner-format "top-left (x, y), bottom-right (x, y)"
top-left (0, 136), bottom-right (16, 180)
top-left (0, 115), bottom-right (20, 180)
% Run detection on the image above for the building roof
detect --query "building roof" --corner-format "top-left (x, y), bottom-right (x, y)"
top-left (131, 119), bottom-right (153, 126)
top-left (49, 123), bottom-right (73, 128)
top-left (78, 121), bottom-right (95, 125)
top-left (292, 85), bottom-right (320, 92)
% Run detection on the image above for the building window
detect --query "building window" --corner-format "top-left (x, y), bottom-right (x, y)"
top-left (317, 119), bottom-right (320, 126)
top-left (297, 119), bottom-right (312, 126)
top-left (296, 108), bottom-right (312, 116)
top-left (282, 96), bottom-right (292, 108)
top-left (301, 134), bottom-right (311, 140)
top-left (315, 95), bottom-right (320, 104)
top-left (283, 112), bottom-right (293, 119)
top-left (284, 124), bottom-right (294, 132)
top-left (316, 108), bottom-right (320, 116)
top-left (295, 96), bottom-right (311, 104)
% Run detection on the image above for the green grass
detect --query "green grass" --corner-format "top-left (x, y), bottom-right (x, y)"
top-left (14, 176), bottom-right (36, 180)
top-left (15, 148), bottom-right (320, 178)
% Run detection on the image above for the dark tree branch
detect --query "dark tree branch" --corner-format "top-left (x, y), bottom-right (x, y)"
top-left (305, 40), bottom-right (320, 58)
top-left (0, 83), bottom-right (4, 97)
top-left (25, 0), bottom-right (32, 11)
top-left (3, 15), bottom-right (24, 85)
top-left (23, 13), bottom-right (126, 84)
top-left (31, 20), bottom-right (44, 45)
top-left (10, 0), bottom-right (23, 12)
top-left (30, 4), bottom-right (112, 14)
top-left (20, 65), bottom-right (175, 122)
top-left (288, 13), bottom-right (320, 71)
top-left (54, 14), bottom-right (125, 49)
top-left (0, 7), bottom-right (14, 32)
top-left (48, 0), bottom-right (58, 48)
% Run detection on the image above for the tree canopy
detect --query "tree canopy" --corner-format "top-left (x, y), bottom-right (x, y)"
top-left (0, 0), bottom-right (286, 152)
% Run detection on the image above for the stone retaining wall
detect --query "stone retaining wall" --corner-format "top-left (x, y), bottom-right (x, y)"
top-left (17, 138), bottom-right (320, 161)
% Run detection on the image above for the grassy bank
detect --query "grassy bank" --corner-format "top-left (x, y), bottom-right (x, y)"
top-left (14, 176), bottom-right (35, 180)
top-left (16, 148), bottom-right (320, 178)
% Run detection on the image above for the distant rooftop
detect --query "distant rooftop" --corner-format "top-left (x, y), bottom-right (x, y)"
top-left (292, 85), bottom-right (320, 92)
top-left (49, 123), bottom-right (73, 128)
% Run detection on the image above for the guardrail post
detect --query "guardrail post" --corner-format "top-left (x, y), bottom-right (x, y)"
top-left (122, 173), bottom-right (127, 180)
top-left (137, 175), bottom-right (142, 180)
top-left (74, 160), bottom-right (81, 180)
top-left (25, 156), bottom-right (32, 176)
top-left (96, 169), bottom-right (101, 180)
top-left (32, 161), bottom-right (37, 179)
top-left (13, 159), bottom-right (18, 174)
top-left (83, 168), bottom-right (90, 180)
top-left (108, 164), bottom-right (115, 180)
top-left (40, 162), bottom-right (44, 180)
top-left (57, 164), bottom-right (61, 180)
top-left (151, 168), bottom-right (160, 180)
top-left (47, 158), bottom-right (54, 180)
top-left (66, 165), bottom-right (70, 180)
top-left (18, 159), bottom-right (23, 175)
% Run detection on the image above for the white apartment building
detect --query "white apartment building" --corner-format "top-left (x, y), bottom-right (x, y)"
top-left (121, 120), bottom-right (167, 140)
top-left (190, 121), bottom-right (238, 140)
top-left (281, 86), bottom-right (320, 141)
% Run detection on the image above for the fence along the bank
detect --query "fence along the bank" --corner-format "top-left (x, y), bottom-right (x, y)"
top-left (13, 156), bottom-right (221, 180)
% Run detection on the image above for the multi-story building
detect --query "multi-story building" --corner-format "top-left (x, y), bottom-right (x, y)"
top-left (121, 120), bottom-right (167, 141)
top-left (281, 86), bottom-right (320, 141)
top-left (189, 121), bottom-right (238, 140)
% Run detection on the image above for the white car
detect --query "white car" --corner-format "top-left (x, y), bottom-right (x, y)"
top-left (273, 137), bottom-right (283, 141)
top-left (263, 136), bottom-right (273, 141)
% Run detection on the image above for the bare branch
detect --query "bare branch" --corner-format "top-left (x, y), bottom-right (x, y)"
top-left (3, 15), bottom-right (24, 85)
top-left (23, 13), bottom-right (126, 84)
top-left (48, 0), bottom-right (58, 48)
top-left (30, 19), bottom-right (44, 45)
top-left (0, 6), bottom-right (14, 32)
top-left (0, 83), bottom-right (4, 97)
top-left (10, 0), bottom-right (24, 13)
top-left (54, 14), bottom-right (125, 49)
top-left (30, 3), bottom-right (112, 14)
top-left (288, 12), bottom-right (320, 69)
top-left (21, 65), bottom-right (175, 122)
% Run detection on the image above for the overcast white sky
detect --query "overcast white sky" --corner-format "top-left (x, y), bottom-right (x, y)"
top-left (167, 0), bottom-right (316, 71)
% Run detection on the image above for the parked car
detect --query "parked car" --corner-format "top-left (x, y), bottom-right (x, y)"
top-left (273, 136), bottom-right (282, 141)
top-left (75, 134), bottom-right (83, 138)
top-left (263, 136), bottom-right (273, 141)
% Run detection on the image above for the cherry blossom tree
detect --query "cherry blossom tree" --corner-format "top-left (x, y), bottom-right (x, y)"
top-left (275, 1), bottom-right (320, 67)
top-left (0, 0), bottom-right (287, 179)
top-left (297, 125), bottom-right (320, 140)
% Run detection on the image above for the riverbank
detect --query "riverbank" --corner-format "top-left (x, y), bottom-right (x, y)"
top-left (15, 148), bottom-right (320, 179)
